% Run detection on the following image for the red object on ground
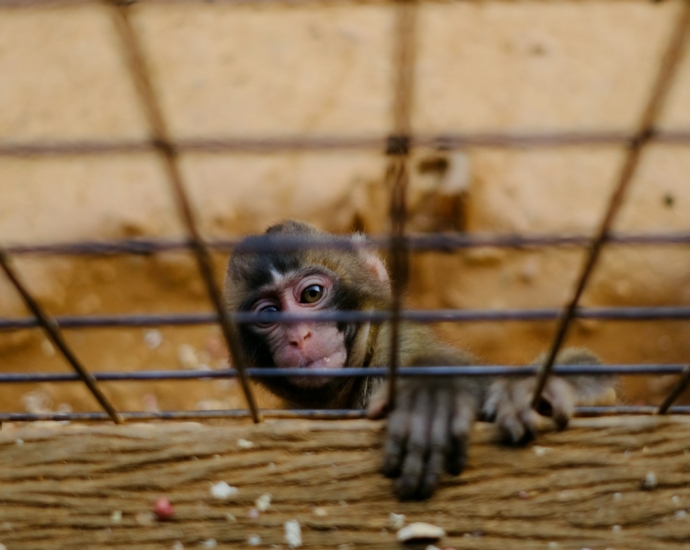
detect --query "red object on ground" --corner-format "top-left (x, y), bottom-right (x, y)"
top-left (153, 497), bottom-right (175, 520)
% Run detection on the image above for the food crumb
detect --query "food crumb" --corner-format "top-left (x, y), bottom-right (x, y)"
top-left (111, 510), bottom-right (122, 524)
top-left (642, 471), bottom-right (658, 490)
top-left (313, 507), bottom-right (328, 517)
top-left (172, 542), bottom-right (183, 550)
top-left (202, 539), bottom-right (217, 548)
top-left (256, 493), bottom-right (272, 512)
top-left (210, 481), bottom-right (238, 500)
top-left (533, 446), bottom-right (551, 457)
top-left (237, 438), bottom-right (254, 449)
top-left (248, 535), bottom-right (262, 546)
top-left (396, 522), bottom-right (446, 542)
top-left (388, 513), bottom-right (406, 530)
top-left (285, 520), bottom-right (302, 548)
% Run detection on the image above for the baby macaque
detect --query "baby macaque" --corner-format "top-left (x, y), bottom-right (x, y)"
top-left (225, 220), bottom-right (614, 499)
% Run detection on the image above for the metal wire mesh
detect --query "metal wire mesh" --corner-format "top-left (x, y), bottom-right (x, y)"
top-left (0, 0), bottom-right (689, 424)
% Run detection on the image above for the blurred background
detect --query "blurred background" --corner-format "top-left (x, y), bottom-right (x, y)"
top-left (1, 0), bottom-right (689, 417)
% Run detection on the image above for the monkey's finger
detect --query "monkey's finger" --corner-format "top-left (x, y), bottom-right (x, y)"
top-left (381, 389), bottom-right (414, 478)
top-left (446, 392), bottom-right (476, 476)
top-left (396, 389), bottom-right (433, 500)
top-left (495, 399), bottom-right (526, 444)
top-left (517, 406), bottom-right (541, 442)
top-left (482, 380), bottom-right (508, 422)
top-left (541, 379), bottom-right (576, 430)
top-left (419, 389), bottom-right (452, 499)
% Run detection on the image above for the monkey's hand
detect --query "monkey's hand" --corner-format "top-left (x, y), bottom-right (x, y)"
top-left (367, 377), bottom-right (480, 500)
top-left (483, 377), bottom-right (576, 443)
top-left (484, 349), bottom-right (616, 443)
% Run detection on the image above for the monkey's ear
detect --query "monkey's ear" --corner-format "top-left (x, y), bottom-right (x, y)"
top-left (353, 234), bottom-right (390, 284)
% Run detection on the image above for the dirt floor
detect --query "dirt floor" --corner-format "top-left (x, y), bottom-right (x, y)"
top-left (2, 417), bottom-right (690, 550)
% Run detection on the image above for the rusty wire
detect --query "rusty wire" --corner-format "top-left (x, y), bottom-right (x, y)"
top-left (0, 0), bottom-right (663, 7)
top-left (3, 404), bottom-right (690, 425)
top-left (658, 363), bottom-right (690, 414)
top-left (109, 5), bottom-right (261, 422)
top-left (531, 1), bottom-right (690, 409)
top-left (0, 364), bottom-right (688, 385)
top-left (2, 306), bottom-right (690, 331)
top-left (4, 131), bottom-right (690, 159)
top-left (3, 231), bottom-right (690, 257)
top-left (385, 0), bottom-right (417, 411)
top-left (0, 0), bottom-right (689, 424)
top-left (0, 250), bottom-right (123, 424)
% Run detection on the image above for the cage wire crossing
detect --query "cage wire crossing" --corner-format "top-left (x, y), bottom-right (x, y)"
top-left (0, 0), bottom-right (690, 425)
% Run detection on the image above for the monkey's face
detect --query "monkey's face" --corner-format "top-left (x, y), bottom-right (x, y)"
top-left (226, 220), bottom-right (391, 402)
top-left (245, 267), bottom-right (348, 388)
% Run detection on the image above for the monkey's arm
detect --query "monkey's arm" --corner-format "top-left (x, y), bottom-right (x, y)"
top-left (483, 348), bottom-right (616, 443)
top-left (367, 339), bottom-right (615, 500)
top-left (366, 326), bottom-right (490, 500)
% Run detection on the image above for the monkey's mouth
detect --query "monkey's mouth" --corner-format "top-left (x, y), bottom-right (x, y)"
top-left (301, 352), bottom-right (342, 369)
top-left (283, 348), bottom-right (347, 388)
top-left (301, 350), bottom-right (346, 370)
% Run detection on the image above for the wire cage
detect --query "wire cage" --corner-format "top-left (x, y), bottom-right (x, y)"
top-left (0, 0), bottom-right (689, 428)
top-left (2, 2), bottom-right (690, 550)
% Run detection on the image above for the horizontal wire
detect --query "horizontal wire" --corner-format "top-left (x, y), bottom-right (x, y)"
top-left (1, 131), bottom-right (690, 157)
top-left (0, 364), bottom-right (685, 384)
top-left (5, 0), bottom-right (690, 7)
top-left (5, 231), bottom-right (690, 257)
top-left (1, 306), bottom-right (688, 331)
top-left (2, 405), bottom-right (690, 424)
top-left (0, 0), bottom-right (667, 7)
top-left (0, 410), bottom-right (369, 422)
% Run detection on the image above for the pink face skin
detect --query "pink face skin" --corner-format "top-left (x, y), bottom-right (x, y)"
top-left (249, 272), bottom-right (347, 388)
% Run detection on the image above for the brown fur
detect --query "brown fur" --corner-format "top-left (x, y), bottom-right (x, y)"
top-left (225, 220), bottom-right (616, 500)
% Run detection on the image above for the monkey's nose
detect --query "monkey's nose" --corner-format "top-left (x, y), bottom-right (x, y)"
top-left (288, 325), bottom-right (312, 348)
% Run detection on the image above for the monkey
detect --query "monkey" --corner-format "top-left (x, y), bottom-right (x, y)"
top-left (224, 220), bottom-right (615, 500)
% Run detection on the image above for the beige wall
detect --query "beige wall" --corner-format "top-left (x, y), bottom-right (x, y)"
top-left (1, 0), bottom-right (689, 412)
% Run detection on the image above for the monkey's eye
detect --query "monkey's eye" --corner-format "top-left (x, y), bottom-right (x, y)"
top-left (300, 284), bottom-right (324, 304)
top-left (253, 303), bottom-right (279, 327)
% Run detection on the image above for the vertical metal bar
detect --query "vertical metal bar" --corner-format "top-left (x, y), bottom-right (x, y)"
top-left (0, 249), bottom-right (123, 424)
top-left (531, 1), bottom-right (690, 408)
top-left (657, 363), bottom-right (690, 414)
top-left (109, 5), bottom-right (261, 423)
top-left (387, 0), bottom-right (417, 410)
